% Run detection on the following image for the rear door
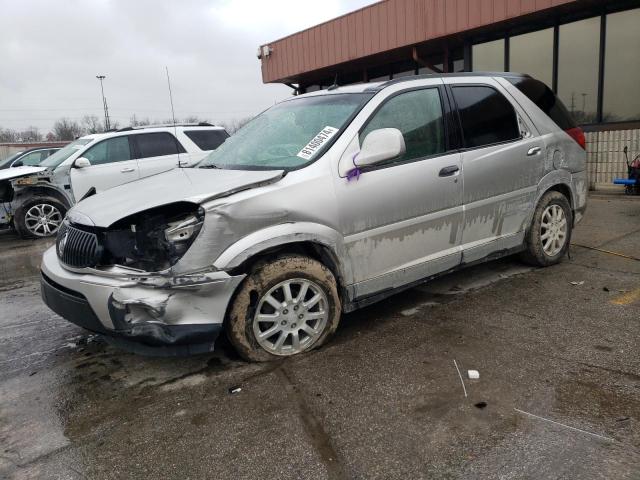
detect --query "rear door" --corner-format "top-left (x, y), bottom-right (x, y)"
top-left (69, 135), bottom-right (139, 201)
top-left (446, 78), bottom-right (544, 263)
top-left (132, 132), bottom-right (186, 177)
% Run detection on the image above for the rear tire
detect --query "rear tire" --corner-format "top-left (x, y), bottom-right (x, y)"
top-left (521, 191), bottom-right (572, 267)
top-left (226, 255), bottom-right (341, 362)
top-left (14, 196), bottom-right (67, 239)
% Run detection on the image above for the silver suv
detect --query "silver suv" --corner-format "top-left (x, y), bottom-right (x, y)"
top-left (41, 74), bottom-right (587, 360)
top-left (1, 124), bottom-right (228, 238)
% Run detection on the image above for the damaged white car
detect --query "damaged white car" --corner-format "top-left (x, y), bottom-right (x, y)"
top-left (1, 124), bottom-right (228, 238)
top-left (41, 73), bottom-right (587, 360)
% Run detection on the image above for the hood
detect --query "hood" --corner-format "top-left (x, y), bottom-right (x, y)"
top-left (0, 166), bottom-right (47, 182)
top-left (69, 167), bottom-right (284, 227)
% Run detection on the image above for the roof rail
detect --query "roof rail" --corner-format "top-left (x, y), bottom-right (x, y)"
top-left (116, 122), bottom-right (218, 132)
top-left (365, 71), bottom-right (532, 92)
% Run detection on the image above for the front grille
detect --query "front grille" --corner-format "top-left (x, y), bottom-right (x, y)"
top-left (56, 222), bottom-right (101, 268)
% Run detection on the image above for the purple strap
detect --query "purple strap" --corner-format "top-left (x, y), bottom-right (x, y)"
top-left (346, 152), bottom-right (361, 182)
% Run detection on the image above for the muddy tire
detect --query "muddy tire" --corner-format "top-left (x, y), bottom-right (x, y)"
top-left (520, 191), bottom-right (572, 267)
top-left (14, 196), bottom-right (67, 239)
top-left (226, 255), bottom-right (341, 362)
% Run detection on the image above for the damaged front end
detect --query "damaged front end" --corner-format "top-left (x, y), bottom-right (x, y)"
top-left (42, 201), bottom-right (245, 355)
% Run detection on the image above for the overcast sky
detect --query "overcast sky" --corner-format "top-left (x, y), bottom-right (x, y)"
top-left (0, 0), bottom-right (375, 134)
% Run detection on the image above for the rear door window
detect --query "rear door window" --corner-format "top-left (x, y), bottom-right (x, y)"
top-left (184, 130), bottom-right (229, 150)
top-left (507, 77), bottom-right (576, 130)
top-left (83, 136), bottom-right (132, 165)
top-left (452, 86), bottom-right (520, 148)
top-left (134, 132), bottom-right (186, 158)
top-left (360, 88), bottom-right (446, 165)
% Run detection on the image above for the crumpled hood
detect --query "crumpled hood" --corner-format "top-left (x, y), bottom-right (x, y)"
top-left (69, 167), bottom-right (284, 227)
top-left (0, 166), bottom-right (47, 182)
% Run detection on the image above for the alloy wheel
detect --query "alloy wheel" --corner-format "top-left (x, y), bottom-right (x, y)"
top-left (252, 278), bottom-right (329, 356)
top-left (24, 203), bottom-right (63, 237)
top-left (540, 204), bottom-right (567, 256)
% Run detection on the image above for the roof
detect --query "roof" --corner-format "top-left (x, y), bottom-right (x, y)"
top-left (259, 0), bottom-right (586, 85)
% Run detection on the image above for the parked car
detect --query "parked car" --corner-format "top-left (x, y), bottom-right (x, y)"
top-left (40, 73), bottom-right (587, 360)
top-left (0, 147), bottom-right (61, 170)
top-left (0, 124), bottom-right (228, 238)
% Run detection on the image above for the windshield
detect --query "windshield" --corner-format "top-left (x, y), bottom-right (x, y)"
top-left (198, 93), bottom-right (372, 170)
top-left (39, 138), bottom-right (93, 168)
top-left (0, 152), bottom-right (23, 168)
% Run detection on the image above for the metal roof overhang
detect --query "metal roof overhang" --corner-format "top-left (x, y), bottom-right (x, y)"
top-left (259, 0), bottom-right (627, 87)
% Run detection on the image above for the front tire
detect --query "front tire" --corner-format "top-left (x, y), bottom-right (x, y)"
top-left (14, 196), bottom-right (67, 239)
top-left (226, 255), bottom-right (341, 362)
top-left (521, 191), bottom-right (572, 267)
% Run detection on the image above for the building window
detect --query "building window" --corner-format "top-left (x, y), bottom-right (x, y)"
top-left (451, 86), bottom-right (520, 148)
top-left (472, 39), bottom-right (505, 72)
top-left (557, 18), bottom-right (600, 124)
top-left (604, 8), bottom-right (640, 122)
top-left (509, 28), bottom-right (554, 87)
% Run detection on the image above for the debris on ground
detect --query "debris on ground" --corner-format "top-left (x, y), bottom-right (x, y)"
top-left (474, 402), bottom-right (487, 409)
top-left (603, 287), bottom-right (610, 292)
top-left (468, 370), bottom-right (480, 379)
top-left (228, 386), bottom-right (242, 394)
top-left (570, 281), bottom-right (585, 286)
top-left (453, 360), bottom-right (468, 398)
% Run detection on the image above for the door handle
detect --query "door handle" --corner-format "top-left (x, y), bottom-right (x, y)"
top-left (178, 160), bottom-right (189, 167)
top-left (527, 146), bottom-right (542, 156)
top-left (439, 165), bottom-right (460, 177)
top-left (120, 167), bottom-right (135, 173)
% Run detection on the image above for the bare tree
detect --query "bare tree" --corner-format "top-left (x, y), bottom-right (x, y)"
top-left (17, 126), bottom-right (43, 142)
top-left (81, 115), bottom-right (104, 134)
top-left (220, 116), bottom-right (253, 134)
top-left (0, 127), bottom-right (19, 142)
top-left (53, 118), bottom-right (84, 140)
top-left (130, 114), bottom-right (151, 127)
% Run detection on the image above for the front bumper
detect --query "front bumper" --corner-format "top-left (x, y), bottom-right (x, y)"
top-left (40, 247), bottom-right (245, 355)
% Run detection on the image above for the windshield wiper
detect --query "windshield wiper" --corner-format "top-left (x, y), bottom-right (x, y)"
top-left (199, 164), bottom-right (221, 169)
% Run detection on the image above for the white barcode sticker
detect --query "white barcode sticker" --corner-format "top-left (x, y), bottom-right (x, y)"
top-left (296, 126), bottom-right (339, 160)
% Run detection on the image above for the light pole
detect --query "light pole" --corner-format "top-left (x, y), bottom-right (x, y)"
top-left (96, 75), bottom-right (111, 131)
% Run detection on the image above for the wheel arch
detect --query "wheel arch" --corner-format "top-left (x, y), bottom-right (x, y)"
top-left (214, 223), bottom-right (352, 303)
top-left (14, 185), bottom-right (72, 210)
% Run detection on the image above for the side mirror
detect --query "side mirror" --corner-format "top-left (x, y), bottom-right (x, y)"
top-left (74, 157), bottom-right (91, 168)
top-left (355, 128), bottom-right (406, 167)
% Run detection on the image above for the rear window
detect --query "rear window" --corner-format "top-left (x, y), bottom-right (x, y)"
top-left (452, 86), bottom-right (520, 148)
top-left (184, 130), bottom-right (229, 151)
top-left (507, 77), bottom-right (576, 130)
top-left (134, 132), bottom-right (186, 158)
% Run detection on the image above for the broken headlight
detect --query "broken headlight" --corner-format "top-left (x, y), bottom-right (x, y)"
top-left (101, 202), bottom-right (204, 272)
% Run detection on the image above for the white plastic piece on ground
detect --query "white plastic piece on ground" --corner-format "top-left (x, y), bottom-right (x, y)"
top-left (468, 370), bottom-right (480, 380)
top-left (570, 281), bottom-right (585, 286)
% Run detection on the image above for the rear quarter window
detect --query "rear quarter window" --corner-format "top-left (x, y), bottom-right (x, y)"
top-left (507, 77), bottom-right (576, 130)
top-left (452, 85), bottom-right (520, 148)
top-left (184, 130), bottom-right (229, 151)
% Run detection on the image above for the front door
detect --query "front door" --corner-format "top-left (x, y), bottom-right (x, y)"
top-left (70, 135), bottom-right (139, 202)
top-left (132, 132), bottom-right (185, 178)
top-left (333, 87), bottom-right (464, 299)
top-left (446, 81), bottom-right (544, 263)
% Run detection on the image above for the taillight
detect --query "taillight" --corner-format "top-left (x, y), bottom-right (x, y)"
top-left (565, 127), bottom-right (586, 150)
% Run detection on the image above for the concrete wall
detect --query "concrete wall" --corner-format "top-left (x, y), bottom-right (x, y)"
top-left (586, 129), bottom-right (640, 190)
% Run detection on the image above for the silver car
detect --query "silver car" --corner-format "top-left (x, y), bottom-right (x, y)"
top-left (41, 73), bottom-right (587, 360)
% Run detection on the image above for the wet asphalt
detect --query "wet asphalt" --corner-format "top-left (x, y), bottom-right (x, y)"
top-left (1, 194), bottom-right (639, 479)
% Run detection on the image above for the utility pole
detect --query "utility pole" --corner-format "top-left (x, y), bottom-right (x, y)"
top-left (96, 75), bottom-right (111, 131)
